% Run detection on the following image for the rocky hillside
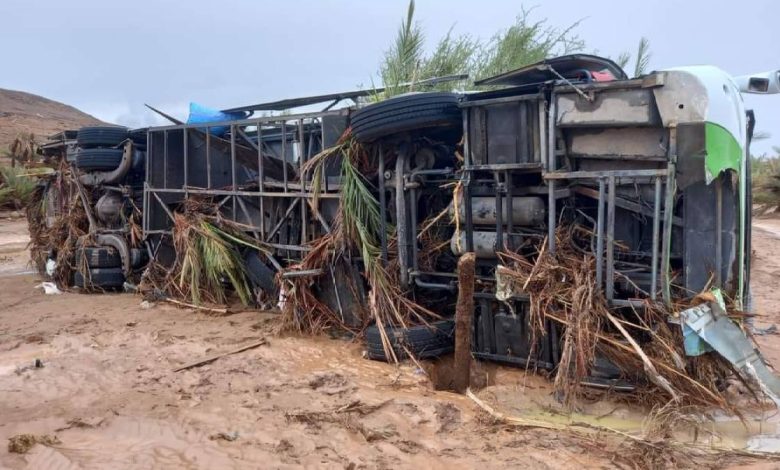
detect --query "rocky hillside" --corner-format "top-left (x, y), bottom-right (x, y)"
top-left (0, 88), bottom-right (106, 154)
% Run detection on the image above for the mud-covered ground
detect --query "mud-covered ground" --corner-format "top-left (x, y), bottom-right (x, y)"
top-left (2, 215), bottom-right (780, 469)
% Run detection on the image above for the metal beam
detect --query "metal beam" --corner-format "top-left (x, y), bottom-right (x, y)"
top-left (221, 74), bottom-right (468, 113)
top-left (572, 185), bottom-right (683, 227)
top-left (544, 169), bottom-right (669, 180)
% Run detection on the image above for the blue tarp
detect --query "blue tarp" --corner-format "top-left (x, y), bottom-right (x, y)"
top-left (186, 102), bottom-right (245, 137)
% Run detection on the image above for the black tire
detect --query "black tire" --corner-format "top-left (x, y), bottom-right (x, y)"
top-left (73, 267), bottom-right (125, 289)
top-left (129, 129), bottom-right (148, 148)
top-left (77, 126), bottom-right (128, 148)
top-left (75, 148), bottom-right (124, 171)
top-left (130, 248), bottom-right (149, 269)
top-left (351, 92), bottom-right (461, 143)
top-left (365, 320), bottom-right (455, 361)
top-left (76, 247), bottom-right (121, 268)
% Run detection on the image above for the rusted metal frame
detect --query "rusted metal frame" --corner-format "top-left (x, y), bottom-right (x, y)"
top-left (572, 185), bottom-right (683, 226)
top-left (651, 176), bottom-right (662, 300)
top-left (256, 121), bottom-right (265, 238)
top-left (539, 98), bottom-right (548, 171)
top-left (306, 121), bottom-right (316, 161)
top-left (466, 162), bottom-right (542, 172)
top-left (532, 101), bottom-right (541, 163)
top-left (310, 201), bottom-right (332, 234)
top-left (266, 242), bottom-right (311, 252)
top-left (297, 119), bottom-right (307, 244)
top-left (267, 198), bottom-right (301, 241)
top-left (494, 171), bottom-right (504, 253)
top-left (236, 196), bottom-right (261, 241)
top-left (328, 265), bottom-right (347, 323)
top-left (547, 90), bottom-right (557, 253)
top-left (148, 187), bottom-right (340, 199)
top-left (281, 122), bottom-right (288, 192)
top-left (459, 92), bottom-right (543, 108)
top-left (264, 252), bottom-right (283, 271)
top-left (595, 178), bottom-right (606, 289)
top-left (182, 129), bottom-right (188, 199)
top-left (216, 195), bottom-right (232, 210)
top-left (72, 167), bottom-right (98, 232)
top-left (263, 180), bottom-right (342, 191)
top-left (206, 128), bottom-right (212, 189)
top-left (143, 182), bottom-right (149, 233)
top-left (544, 169), bottom-right (669, 180)
top-left (322, 99), bottom-right (340, 112)
top-left (143, 131), bottom-right (152, 233)
top-left (152, 191), bottom-right (176, 225)
top-left (661, 127), bottom-right (678, 307)
top-left (149, 109), bottom-right (345, 132)
top-left (377, 143), bottom-right (388, 264)
top-left (606, 175), bottom-right (616, 301)
top-left (410, 183), bottom-right (419, 272)
top-left (232, 126), bottom-right (259, 152)
top-left (569, 153), bottom-right (667, 162)
top-left (230, 124), bottom-right (238, 220)
top-left (396, 146), bottom-right (410, 288)
top-left (462, 109), bottom-right (474, 252)
top-left (163, 130), bottom-right (168, 189)
top-left (505, 170), bottom-right (513, 251)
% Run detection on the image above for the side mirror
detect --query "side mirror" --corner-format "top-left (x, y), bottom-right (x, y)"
top-left (735, 70), bottom-right (780, 94)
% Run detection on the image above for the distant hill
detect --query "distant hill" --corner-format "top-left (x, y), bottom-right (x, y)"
top-left (0, 88), bottom-right (106, 154)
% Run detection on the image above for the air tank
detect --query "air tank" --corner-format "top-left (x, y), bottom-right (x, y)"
top-left (449, 196), bottom-right (545, 226)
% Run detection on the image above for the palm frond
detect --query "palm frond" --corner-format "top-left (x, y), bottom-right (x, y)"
top-left (615, 51), bottom-right (631, 70)
top-left (633, 37), bottom-right (651, 77)
top-left (419, 27), bottom-right (476, 90)
top-left (473, 8), bottom-right (584, 82)
top-left (380, 0), bottom-right (425, 97)
top-left (170, 210), bottom-right (258, 307)
top-left (0, 165), bottom-right (37, 209)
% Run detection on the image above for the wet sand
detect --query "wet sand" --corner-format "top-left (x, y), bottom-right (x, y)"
top-left (2, 216), bottom-right (780, 468)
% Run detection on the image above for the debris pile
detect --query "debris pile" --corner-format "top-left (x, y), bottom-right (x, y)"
top-left (280, 134), bottom-right (442, 352)
top-left (141, 198), bottom-right (269, 307)
top-left (496, 224), bottom-right (760, 411)
top-left (26, 163), bottom-right (89, 285)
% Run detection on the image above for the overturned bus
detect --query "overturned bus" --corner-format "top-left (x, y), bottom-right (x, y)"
top-left (36, 55), bottom-right (779, 381)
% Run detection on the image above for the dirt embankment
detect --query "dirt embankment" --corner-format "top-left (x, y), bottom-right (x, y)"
top-left (2, 217), bottom-right (780, 469)
top-left (0, 88), bottom-right (105, 156)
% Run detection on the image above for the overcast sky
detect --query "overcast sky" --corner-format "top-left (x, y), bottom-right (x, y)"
top-left (1, 0), bottom-right (778, 153)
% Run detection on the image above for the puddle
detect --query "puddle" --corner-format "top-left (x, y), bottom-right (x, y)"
top-left (483, 383), bottom-right (780, 454)
top-left (748, 435), bottom-right (780, 452)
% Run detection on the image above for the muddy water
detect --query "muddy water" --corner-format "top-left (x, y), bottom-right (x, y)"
top-left (3, 217), bottom-right (780, 468)
top-left (0, 216), bottom-right (31, 276)
top-left (484, 381), bottom-right (780, 453)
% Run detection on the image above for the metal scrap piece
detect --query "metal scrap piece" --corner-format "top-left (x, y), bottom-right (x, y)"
top-left (680, 301), bottom-right (780, 402)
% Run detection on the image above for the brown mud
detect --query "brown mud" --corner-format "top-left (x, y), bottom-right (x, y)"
top-left (2, 216), bottom-right (780, 469)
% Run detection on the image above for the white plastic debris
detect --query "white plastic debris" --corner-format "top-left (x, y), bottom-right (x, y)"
top-left (278, 286), bottom-right (288, 311)
top-left (36, 282), bottom-right (62, 295)
top-left (45, 259), bottom-right (56, 277)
